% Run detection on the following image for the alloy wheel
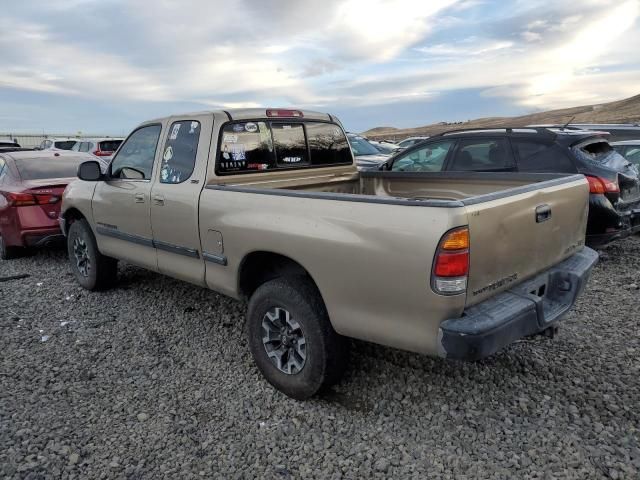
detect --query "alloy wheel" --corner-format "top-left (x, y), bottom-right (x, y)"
top-left (73, 237), bottom-right (90, 277)
top-left (261, 307), bottom-right (307, 374)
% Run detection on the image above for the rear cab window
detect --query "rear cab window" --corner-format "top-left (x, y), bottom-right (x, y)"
top-left (14, 157), bottom-right (86, 180)
top-left (216, 121), bottom-right (351, 174)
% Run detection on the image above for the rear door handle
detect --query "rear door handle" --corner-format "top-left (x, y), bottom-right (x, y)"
top-left (134, 193), bottom-right (145, 203)
top-left (153, 195), bottom-right (165, 206)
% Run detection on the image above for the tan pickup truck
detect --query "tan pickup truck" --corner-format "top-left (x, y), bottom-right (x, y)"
top-left (60, 108), bottom-right (598, 399)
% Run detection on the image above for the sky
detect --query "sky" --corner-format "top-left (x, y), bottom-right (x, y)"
top-left (0, 0), bottom-right (639, 134)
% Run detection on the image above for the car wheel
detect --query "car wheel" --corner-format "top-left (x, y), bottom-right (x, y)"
top-left (247, 276), bottom-right (349, 400)
top-left (0, 234), bottom-right (23, 260)
top-left (67, 219), bottom-right (118, 290)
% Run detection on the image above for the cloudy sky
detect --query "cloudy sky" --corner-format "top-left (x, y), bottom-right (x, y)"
top-left (1, 0), bottom-right (639, 134)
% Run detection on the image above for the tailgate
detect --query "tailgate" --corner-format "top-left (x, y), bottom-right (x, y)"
top-left (465, 175), bottom-right (589, 306)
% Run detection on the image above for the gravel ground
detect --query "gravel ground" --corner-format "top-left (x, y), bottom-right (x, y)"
top-left (1, 239), bottom-right (639, 479)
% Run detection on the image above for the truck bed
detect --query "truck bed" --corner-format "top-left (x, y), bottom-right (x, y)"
top-left (211, 170), bottom-right (581, 205)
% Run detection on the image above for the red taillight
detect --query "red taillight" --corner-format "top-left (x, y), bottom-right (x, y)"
top-left (93, 150), bottom-right (112, 157)
top-left (434, 251), bottom-right (470, 277)
top-left (266, 109), bottom-right (304, 118)
top-left (6, 192), bottom-right (60, 207)
top-left (432, 227), bottom-right (469, 295)
top-left (587, 176), bottom-right (619, 194)
top-left (7, 192), bottom-right (36, 206)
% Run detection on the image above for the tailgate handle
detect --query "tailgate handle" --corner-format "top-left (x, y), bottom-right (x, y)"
top-left (536, 204), bottom-right (552, 223)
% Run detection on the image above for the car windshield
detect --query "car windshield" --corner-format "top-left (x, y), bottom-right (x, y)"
top-left (15, 157), bottom-right (85, 180)
top-left (54, 141), bottom-right (77, 150)
top-left (348, 135), bottom-right (380, 156)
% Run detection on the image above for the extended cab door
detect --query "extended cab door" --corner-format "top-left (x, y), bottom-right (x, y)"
top-left (149, 114), bottom-right (214, 286)
top-left (91, 124), bottom-right (163, 271)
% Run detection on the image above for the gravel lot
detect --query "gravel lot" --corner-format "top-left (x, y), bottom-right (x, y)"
top-left (1, 239), bottom-right (639, 479)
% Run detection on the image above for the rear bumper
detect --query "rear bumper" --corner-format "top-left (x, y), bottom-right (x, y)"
top-left (22, 229), bottom-right (65, 247)
top-left (438, 247), bottom-right (598, 361)
top-left (586, 194), bottom-right (640, 247)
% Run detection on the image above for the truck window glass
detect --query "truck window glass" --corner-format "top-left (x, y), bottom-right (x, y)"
top-left (307, 123), bottom-right (352, 165)
top-left (392, 140), bottom-right (453, 172)
top-left (218, 122), bottom-right (274, 173)
top-left (512, 140), bottom-right (576, 172)
top-left (160, 121), bottom-right (201, 184)
top-left (449, 138), bottom-right (512, 171)
top-left (272, 123), bottom-right (308, 167)
top-left (111, 125), bottom-right (162, 180)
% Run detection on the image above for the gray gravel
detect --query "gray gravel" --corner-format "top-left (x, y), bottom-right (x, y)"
top-left (1, 238), bottom-right (639, 479)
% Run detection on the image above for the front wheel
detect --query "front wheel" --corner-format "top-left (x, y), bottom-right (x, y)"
top-left (67, 219), bottom-right (118, 290)
top-left (247, 276), bottom-right (348, 400)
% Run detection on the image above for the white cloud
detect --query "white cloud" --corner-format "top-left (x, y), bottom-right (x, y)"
top-left (0, 0), bottom-right (639, 123)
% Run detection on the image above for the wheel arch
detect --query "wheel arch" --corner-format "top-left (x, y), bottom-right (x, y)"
top-left (237, 251), bottom-right (325, 304)
top-left (61, 207), bottom-right (86, 235)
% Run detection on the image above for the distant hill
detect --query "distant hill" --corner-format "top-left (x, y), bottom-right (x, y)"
top-left (362, 94), bottom-right (640, 140)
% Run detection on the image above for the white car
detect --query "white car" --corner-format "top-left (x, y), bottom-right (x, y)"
top-left (38, 138), bottom-right (79, 151)
top-left (72, 137), bottom-right (124, 162)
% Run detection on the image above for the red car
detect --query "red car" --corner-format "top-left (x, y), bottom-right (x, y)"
top-left (0, 150), bottom-right (104, 259)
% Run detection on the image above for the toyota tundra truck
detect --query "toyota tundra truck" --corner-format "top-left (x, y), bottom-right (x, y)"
top-left (59, 109), bottom-right (598, 399)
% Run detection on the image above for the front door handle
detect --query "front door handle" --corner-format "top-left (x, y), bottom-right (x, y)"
top-left (153, 195), bottom-right (165, 206)
top-left (134, 193), bottom-right (145, 203)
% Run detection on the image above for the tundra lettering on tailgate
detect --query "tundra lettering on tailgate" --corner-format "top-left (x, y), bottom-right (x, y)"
top-left (472, 273), bottom-right (518, 296)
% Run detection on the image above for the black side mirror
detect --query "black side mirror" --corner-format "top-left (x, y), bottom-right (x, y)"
top-left (77, 161), bottom-right (103, 181)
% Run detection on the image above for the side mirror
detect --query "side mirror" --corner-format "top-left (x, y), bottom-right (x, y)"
top-left (77, 161), bottom-right (103, 181)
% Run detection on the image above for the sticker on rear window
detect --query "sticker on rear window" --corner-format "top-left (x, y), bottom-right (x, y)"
top-left (231, 144), bottom-right (246, 161)
top-left (223, 134), bottom-right (238, 143)
top-left (245, 122), bottom-right (258, 133)
top-left (170, 123), bottom-right (181, 140)
top-left (163, 145), bottom-right (173, 161)
top-left (189, 121), bottom-right (199, 134)
top-left (233, 124), bottom-right (245, 133)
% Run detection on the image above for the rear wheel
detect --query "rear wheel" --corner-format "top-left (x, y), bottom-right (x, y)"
top-left (0, 234), bottom-right (23, 260)
top-left (247, 276), bottom-right (348, 399)
top-left (67, 219), bottom-right (118, 290)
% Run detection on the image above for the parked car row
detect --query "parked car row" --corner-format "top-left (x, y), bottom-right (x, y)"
top-left (5, 111), bottom-right (639, 401)
top-left (366, 125), bottom-right (640, 247)
top-left (37, 136), bottom-right (123, 160)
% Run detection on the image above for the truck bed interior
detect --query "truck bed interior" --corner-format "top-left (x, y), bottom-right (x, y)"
top-left (213, 171), bottom-right (576, 203)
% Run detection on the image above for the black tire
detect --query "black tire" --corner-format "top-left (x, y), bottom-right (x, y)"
top-left (0, 233), bottom-right (23, 260)
top-left (67, 219), bottom-right (118, 290)
top-left (247, 276), bottom-right (348, 400)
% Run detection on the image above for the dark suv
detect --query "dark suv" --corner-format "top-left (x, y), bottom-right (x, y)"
top-left (381, 127), bottom-right (640, 247)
